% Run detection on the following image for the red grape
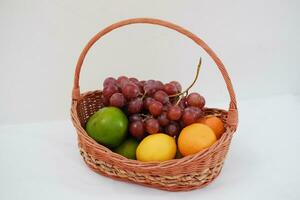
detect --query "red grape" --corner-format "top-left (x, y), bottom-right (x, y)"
top-left (186, 93), bottom-right (205, 108)
top-left (145, 118), bottom-right (160, 134)
top-left (143, 80), bottom-right (157, 94)
top-left (102, 77), bottom-right (205, 133)
top-left (155, 81), bottom-right (164, 91)
top-left (139, 80), bottom-right (146, 86)
top-left (148, 100), bottom-right (163, 116)
top-left (127, 98), bottom-right (143, 114)
top-left (103, 84), bottom-right (119, 98)
top-left (178, 97), bottom-right (187, 109)
top-left (129, 114), bottom-right (143, 122)
top-left (103, 77), bottom-right (117, 87)
top-left (179, 120), bottom-right (185, 129)
top-left (188, 106), bottom-right (204, 119)
top-left (143, 97), bottom-right (154, 109)
top-left (166, 122), bottom-right (180, 137)
top-left (167, 105), bottom-right (182, 120)
top-left (182, 107), bottom-right (199, 126)
top-left (129, 120), bottom-right (145, 140)
top-left (170, 81), bottom-right (182, 92)
top-left (117, 76), bottom-right (129, 89)
top-left (109, 93), bottom-right (125, 108)
top-left (157, 112), bottom-right (170, 127)
top-left (199, 96), bottom-right (205, 108)
top-left (137, 80), bottom-right (145, 93)
top-left (129, 77), bottom-right (139, 85)
top-left (137, 81), bottom-right (146, 91)
top-left (122, 83), bottom-right (140, 99)
top-left (164, 83), bottom-right (178, 95)
top-left (153, 90), bottom-right (169, 104)
top-left (162, 104), bottom-right (170, 112)
top-left (102, 95), bottom-right (110, 106)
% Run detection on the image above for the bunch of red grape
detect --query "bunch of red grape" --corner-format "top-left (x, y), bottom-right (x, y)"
top-left (101, 76), bottom-right (206, 140)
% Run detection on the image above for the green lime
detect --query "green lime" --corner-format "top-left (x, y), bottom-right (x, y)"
top-left (86, 107), bottom-right (128, 148)
top-left (114, 137), bottom-right (139, 159)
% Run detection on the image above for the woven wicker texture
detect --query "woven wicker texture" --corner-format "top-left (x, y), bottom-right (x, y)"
top-left (71, 18), bottom-right (238, 191)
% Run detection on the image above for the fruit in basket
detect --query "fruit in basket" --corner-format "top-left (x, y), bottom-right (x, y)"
top-left (103, 84), bottom-right (119, 99)
top-left (97, 58), bottom-right (208, 144)
top-left (167, 105), bottom-right (182, 120)
top-left (116, 76), bottom-right (129, 88)
top-left (148, 100), bottom-right (163, 116)
top-left (186, 93), bottom-right (205, 108)
top-left (114, 137), bottom-right (139, 159)
top-left (178, 123), bottom-right (216, 156)
top-left (103, 77), bottom-right (117, 87)
top-left (197, 116), bottom-right (225, 139)
top-left (86, 107), bottom-right (128, 148)
top-left (129, 120), bottom-right (145, 140)
top-left (157, 112), bottom-right (170, 127)
top-left (109, 93), bottom-right (126, 108)
top-left (136, 133), bottom-right (176, 162)
top-left (122, 82), bottom-right (140, 99)
top-left (170, 81), bottom-right (182, 92)
top-left (164, 83), bottom-right (178, 95)
top-left (165, 122), bottom-right (180, 136)
top-left (127, 98), bottom-right (143, 113)
top-left (145, 118), bottom-right (160, 134)
top-left (153, 90), bottom-right (169, 104)
top-left (182, 107), bottom-right (202, 126)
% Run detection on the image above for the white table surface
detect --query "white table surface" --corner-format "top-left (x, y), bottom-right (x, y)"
top-left (1, 94), bottom-right (299, 200)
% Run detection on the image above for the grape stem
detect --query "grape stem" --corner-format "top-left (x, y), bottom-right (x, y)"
top-left (170, 57), bottom-right (202, 98)
top-left (175, 94), bottom-right (185, 106)
top-left (139, 113), bottom-right (149, 118)
top-left (141, 91), bottom-right (147, 100)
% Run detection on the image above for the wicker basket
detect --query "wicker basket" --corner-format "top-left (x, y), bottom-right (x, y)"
top-left (71, 18), bottom-right (238, 192)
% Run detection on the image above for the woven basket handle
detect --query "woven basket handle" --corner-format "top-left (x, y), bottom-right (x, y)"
top-left (72, 18), bottom-right (238, 128)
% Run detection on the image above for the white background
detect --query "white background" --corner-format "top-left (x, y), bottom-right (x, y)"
top-left (0, 0), bottom-right (300, 200)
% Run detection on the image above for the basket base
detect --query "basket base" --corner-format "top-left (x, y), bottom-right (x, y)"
top-left (80, 149), bottom-right (224, 192)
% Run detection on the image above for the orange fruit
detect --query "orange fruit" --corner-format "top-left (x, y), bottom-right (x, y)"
top-left (178, 123), bottom-right (216, 156)
top-left (197, 116), bottom-right (225, 139)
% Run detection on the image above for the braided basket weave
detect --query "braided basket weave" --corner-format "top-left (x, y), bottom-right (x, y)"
top-left (71, 18), bottom-right (238, 191)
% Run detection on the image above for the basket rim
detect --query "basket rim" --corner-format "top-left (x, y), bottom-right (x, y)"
top-left (71, 90), bottom-right (236, 168)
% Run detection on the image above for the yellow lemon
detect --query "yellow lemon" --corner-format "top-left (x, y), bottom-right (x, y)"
top-left (136, 133), bottom-right (176, 162)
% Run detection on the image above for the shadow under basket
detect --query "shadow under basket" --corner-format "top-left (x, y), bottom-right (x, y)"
top-left (71, 18), bottom-right (238, 192)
